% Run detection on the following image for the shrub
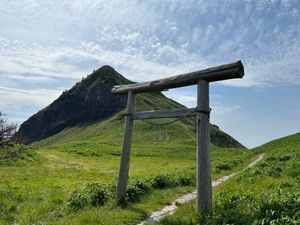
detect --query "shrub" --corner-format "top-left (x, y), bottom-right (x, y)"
top-left (151, 174), bottom-right (174, 189)
top-left (278, 155), bottom-right (291, 162)
top-left (266, 156), bottom-right (277, 161)
top-left (133, 180), bottom-right (151, 194)
top-left (216, 163), bottom-right (231, 171)
top-left (67, 183), bottom-right (109, 210)
top-left (266, 166), bottom-right (282, 177)
top-left (126, 180), bottom-right (151, 203)
top-left (126, 185), bottom-right (144, 203)
top-left (85, 183), bottom-right (108, 206)
top-left (67, 190), bottom-right (88, 210)
top-left (108, 184), bottom-right (117, 198)
top-left (67, 171), bottom-right (194, 209)
top-left (175, 172), bottom-right (194, 186)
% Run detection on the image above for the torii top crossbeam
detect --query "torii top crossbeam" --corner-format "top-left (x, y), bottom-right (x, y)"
top-left (112, 61), bottom-right (244, 95)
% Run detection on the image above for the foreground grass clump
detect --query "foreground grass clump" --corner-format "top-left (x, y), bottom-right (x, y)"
top-left (67, 183), bottom-right (110, 210)
top-left (67, 171), bottom-right (195, 210)
top-left (125, 180), bottom-right (151, 203)
top-left (159, 189), bottom-right (300, 225)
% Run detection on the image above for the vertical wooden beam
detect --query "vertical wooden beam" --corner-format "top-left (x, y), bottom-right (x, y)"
top-left (116, 90), bottom-right (136, 202)
top-left (196, 79), bottom-right (212, 214)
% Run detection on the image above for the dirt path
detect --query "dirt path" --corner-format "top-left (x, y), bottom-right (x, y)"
top-left (138, 153), bottom-right (265, 225)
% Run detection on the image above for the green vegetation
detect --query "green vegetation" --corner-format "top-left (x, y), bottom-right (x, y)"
top-left (0, 145), bottom-right (255, 225)
top-left (157, 132), bottom-right (300, 225)
top-left (0, 110), bottom-right (256, 225)
top-left (1, 129), bottom-right (298, 224)
top-left (1, 78), bottom-right (298, 224)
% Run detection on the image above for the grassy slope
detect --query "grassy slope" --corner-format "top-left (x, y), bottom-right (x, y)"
top-left (0, 146), bottom-right (256, 225)
top-left (0, 90), bottom-right (250, 224)
top-left (0, 98), bottom-right (255, 225)
top-left (33, 91), bottom-right (243, 150)
top-left (158, 132), bottom-right (300, 225)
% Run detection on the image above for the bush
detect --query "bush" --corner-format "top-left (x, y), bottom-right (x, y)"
top-left (67, 171), bottom-right (194, 209)
top-left (126, 185), bottom-right (144, 203)
top-left (0, 145), bottom-right (38, 165)
top-left (216, 163), bottom-right (231, 171)
top-left (85, 183), bottom-right (109, 206)
top-left (175, 172), bottom-right (194, 186)
top-left (0, 112), bottom-right (17, 149)
top-left (67, 190), bottom-right (88, 210)
top-left (278, 155), bottom-right (291, 162)
top-left (67, 183), bottom-right (109, 210)
top-left (126, 180), bottom-right (151, 203)
top-left (151, 174), bottom-right (174, 189)
top-left (266, 156), bottom-right (277, 161)
top-left (134, 180), bottom-right (151, 194)
top-left (266, 166), bottom-right (282, 177)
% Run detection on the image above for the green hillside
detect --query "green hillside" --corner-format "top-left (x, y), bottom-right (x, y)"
top-left (158, 132), bottom-right (300, 225)
top-left (33, 91), bottom-right (244, 151)
top-left (3, 66), bottom-right (297, 225)
top-left (1, 128), bottom-right (298, 225)
top-left (0, 109), bottom-right (253, 225)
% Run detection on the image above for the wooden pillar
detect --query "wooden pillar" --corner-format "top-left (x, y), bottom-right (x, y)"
top-left (116, 90), bottom-right (136, 202)
top-left (196, 79), bottom-right (212, 214)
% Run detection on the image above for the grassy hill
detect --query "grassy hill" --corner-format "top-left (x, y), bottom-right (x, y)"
top-left (1, 129), bottom-right (298, 225)
top-left (0, 113), bottom-right (254, 225)
top-left (158, 132), bottom-right (300, 225)
top-left (3, 66), bottom-right (297, 225)
top-left (0, 145), bottom-right (254, 225)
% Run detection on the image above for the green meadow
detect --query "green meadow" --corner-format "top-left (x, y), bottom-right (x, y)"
top-left (0, 94), bottom-right (298, 225)
top-left (158, 133), bottom-right (300, 225)
top-left (0, 112), bottom-right (260, 225)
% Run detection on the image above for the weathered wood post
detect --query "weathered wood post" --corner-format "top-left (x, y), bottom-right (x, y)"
top-left (196, 79), bottom-right (212, 213)
top-left (116, 90), bottom-right (136, 202)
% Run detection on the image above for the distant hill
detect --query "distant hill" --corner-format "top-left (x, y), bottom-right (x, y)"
top-left (255, 132), bottom-right (300, 150)
top-left (18, 66), bottom-right (245, 148)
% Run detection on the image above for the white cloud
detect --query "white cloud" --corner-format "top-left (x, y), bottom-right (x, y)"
top-left (1, 0), bottom-right (299, 88)
top-left (0, 0), bottom-right (300, 147)
top-left (0, 86), bottom-right (61, 110)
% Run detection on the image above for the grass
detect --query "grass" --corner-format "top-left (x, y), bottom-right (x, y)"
top-left (0, 144), bottom-right (255, 224)
top-left (157, 132), bottom-right (300, 225)
top-left (2, 94), bottom-right (296, 224)
top-left (0, 123), bottom-right (256, 225)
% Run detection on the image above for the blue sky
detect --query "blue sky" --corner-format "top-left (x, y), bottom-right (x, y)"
top-left (0, 0), bottom-right (299, 148)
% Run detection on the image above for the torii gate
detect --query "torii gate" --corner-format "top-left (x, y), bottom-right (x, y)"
top-left (111, 60), bottom-right (244, 213)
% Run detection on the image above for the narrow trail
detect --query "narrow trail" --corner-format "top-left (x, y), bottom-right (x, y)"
top-left (138, 153), bottom-right (265, 225)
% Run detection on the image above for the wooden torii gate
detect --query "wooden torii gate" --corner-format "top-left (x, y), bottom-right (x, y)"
top-left (111, 60), bottom-right (244, 213)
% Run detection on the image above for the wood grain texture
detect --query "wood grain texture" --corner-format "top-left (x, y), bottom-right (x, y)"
top-left (196, 80), bottom-right (212, 214)
top-left (112, 61), bottom-right (244, 94)
top-left (116, 90), bottom-right (136, 202)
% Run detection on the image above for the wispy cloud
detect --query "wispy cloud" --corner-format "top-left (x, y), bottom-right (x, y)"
top-left (0, 0), bottom-right (299, 146)
top-left (0, 86), bottom-right (61, 109)
top-left (1, 0), bottom-right (299, 88)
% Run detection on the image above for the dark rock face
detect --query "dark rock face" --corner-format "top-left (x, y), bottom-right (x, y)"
top-left (18, 66), bottom-right (131, 143)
